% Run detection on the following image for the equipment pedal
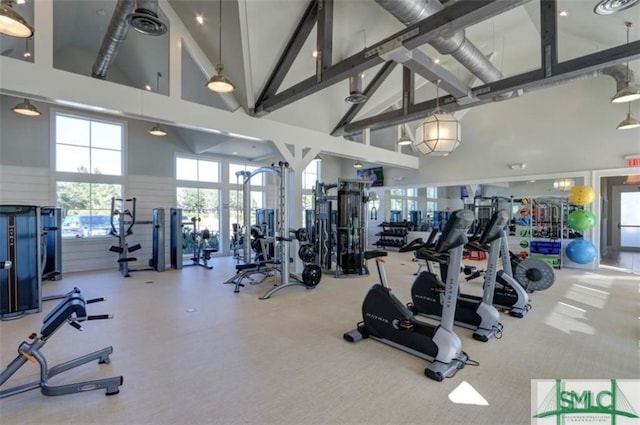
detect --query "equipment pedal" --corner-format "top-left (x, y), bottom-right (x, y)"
top-left (109, 246), bottom-right (124, 253)
top-left (117, 258), bottom-right (137, 263)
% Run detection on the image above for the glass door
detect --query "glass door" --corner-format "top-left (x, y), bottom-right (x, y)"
top-left (612, 185), bottom-right (640, 250)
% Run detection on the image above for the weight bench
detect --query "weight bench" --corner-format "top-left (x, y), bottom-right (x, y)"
top-left (0, 288), bottom-right (123, 398)
top-left (223, 261), bottom-right (274, 293)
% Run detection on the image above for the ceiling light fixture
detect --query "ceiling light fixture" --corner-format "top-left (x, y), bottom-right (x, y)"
top-left (559, 10), bottom-right (568, 16)
top-left (616, 107), bottom-right (640, 130)
top-left (206, 0), bottom-right (235, 93)
top-left (12, 98), bottom-right (40, 116)
top-left (149, 72), bottom-right (167, 136)
top-left (0, 0), bottom-right (34, 38)
top-left (12, 39), bottom-right (40, 117)
top-left (353, 160), bottom-right (363, 169)
top-left (196, 14), bottom-right (204, 24)
top-left (396, 126), bottom-right (412, 146)
top-left (148, 124), bottom-right (167, 136)
top-left (414, 79), bottom-right (461, 157)
top-left (611, 22), bottom-right (640, 104)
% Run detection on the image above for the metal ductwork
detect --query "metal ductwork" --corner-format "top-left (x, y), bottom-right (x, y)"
top-left (601, 65), bottom-right (634, 93)
top-left (346, 74), bottom-right (367, 104)
top-left (375, 0), bottom-right (503, 83)
top-left (92, 0), bottom-right (135, 79)
top-left (127, 0), bottom-right (167, 36)
top-left (519, 65), bottom-right (635, 96)
top-left (92, 0), bottom-right (166, 80)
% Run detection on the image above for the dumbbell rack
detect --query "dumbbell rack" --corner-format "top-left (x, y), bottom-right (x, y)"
top-left (374, 222), bottom-right (409, 250)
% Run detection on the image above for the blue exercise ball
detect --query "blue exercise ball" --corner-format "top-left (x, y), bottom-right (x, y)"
top-left (565, 239), bottom-right (597, 264)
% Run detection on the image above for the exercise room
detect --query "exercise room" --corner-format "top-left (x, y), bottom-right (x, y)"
top-left (1, 0), bottom-right (639, 424)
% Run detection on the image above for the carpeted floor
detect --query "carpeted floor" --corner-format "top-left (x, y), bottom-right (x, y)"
top-left (1, 252), bottom-right (638, 425)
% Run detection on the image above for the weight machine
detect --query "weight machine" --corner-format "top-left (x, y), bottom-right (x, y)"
top-left (230, 161), bottom-right (321, 299)
top-left (312, 181), bottom-right (337, 272)
top-left (336, 179), bottom-right (370, 277)
top-left (0, 205), bottom-right (41, 320)
top-left (109, 198), bottom-right (165, 277)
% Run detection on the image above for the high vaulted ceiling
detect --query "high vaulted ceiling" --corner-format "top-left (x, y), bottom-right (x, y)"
top-left (1, 0), bottom-right (638, 161)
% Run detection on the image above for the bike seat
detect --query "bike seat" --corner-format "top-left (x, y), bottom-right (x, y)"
top-left (364, 250), bottom-right (388, 260)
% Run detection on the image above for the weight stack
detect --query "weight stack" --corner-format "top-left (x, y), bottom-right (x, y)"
top-left (1, 205), bottom-right (42, 320)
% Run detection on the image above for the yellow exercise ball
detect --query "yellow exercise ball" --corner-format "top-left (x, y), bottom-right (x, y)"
top-left (568, 185), bottom-right (595, 206)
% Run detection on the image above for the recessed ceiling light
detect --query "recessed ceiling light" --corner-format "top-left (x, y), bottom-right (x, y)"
top-left (23, 51), bottom-right (31, 58)
top-left (196, 14), bottom-right (204, 24)
top-left (434, 58), bottom-right (440, 64)
top-left (145, 84), bottom-right (152, 91)
top-left (16, 0), bottom-right (26, 4)
top-left (312, 49), bottom-right (319, 58)
top-left (232, 151), bottom-right (237, 155)
top-left (559, 10), bottom-right (568, 16)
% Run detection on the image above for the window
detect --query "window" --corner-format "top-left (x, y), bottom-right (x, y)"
top-left (176, 187), bottom-right (220, 232)
top-left (228, 189), bottom-right (264, 228)
top-left (389, 188), bottom-right (419, 222)
top-left (56, 114), bottom-right (122, 175)
top-left (175, 155), bottom-right (222, 245)
top-left (302, 160), bottom-right (319, 190)
top-left (54, 112), bottom-right (124, 238)
top-left (176, 157), bottom-right (219, 183)
top-left (302, 159), bottom-right (321, 222)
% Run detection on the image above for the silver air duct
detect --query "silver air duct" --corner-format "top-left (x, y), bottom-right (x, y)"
top-left (127, 0), bottom-right (167, 36)
top-left (92, 0), bottom-right (135, 79)
top-left (375, 0), bottom-right (503, 83)
top-left (92, 0), bottom-right (166, 80)
top-left (346, 74), bottom-right (368, 104)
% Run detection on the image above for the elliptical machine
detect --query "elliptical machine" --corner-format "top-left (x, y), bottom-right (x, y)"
top-left (406, 210), bottom-right (509, 342)
top-left (343, 209), bottom-right (476, 382)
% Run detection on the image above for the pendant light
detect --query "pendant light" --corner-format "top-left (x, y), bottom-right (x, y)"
top-left (12, 39), bottom-right (40, 117)
top-left (414, 80), bottom-right (461, 156)
top-left (611, 22), bottom-right (640, 104)
top-left (12, 99), bottom-right (41, 116)
top-left (206, 0), bottom-right (235, 93)
top-left (353, 160), bottom-right (364, 169)
top-left (616, 105), bottom-right (640, 130)
top-left (0, 0), bottom-right (33, 38)
top-left (149, 72), bottom-right (167, 136)
top-left (396, 126), bottom-right (412, 146)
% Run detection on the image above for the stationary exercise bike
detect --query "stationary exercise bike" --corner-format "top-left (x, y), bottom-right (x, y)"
top-left (405, 210), bottom-right (509, 342)
top-left (462, 225), bottom-right (534, 318)
top-left (343, 209), bottom-right (476, 382)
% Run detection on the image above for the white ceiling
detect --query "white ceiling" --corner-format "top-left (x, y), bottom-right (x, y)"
top-left (1, 0), bottom-right (638, 162)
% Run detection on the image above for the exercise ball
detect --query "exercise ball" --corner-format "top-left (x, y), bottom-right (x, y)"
top-left (565, 239), bottom-right (597, 264)
top-left (568, 185), bottom-right (595, 206)
top-left (520, 240), bottom-right (529, 248)
top-left (567, 210), bottom-right (596, 231)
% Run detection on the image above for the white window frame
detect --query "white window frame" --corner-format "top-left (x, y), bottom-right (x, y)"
top-left (51, 110), bottom-right (126, 237)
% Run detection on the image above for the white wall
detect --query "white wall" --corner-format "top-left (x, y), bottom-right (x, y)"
top-left (380, 76), bottom-right (640, 186)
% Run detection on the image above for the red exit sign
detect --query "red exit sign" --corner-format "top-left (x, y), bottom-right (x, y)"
top-left (626, 156), bottom-right (640, 167)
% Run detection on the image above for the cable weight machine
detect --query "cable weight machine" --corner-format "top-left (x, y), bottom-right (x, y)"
top-left (109, 198), bottom-right (165, 277)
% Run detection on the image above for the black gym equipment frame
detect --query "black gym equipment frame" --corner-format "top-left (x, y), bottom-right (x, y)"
top-left (1, 205), bottom-right (41, 320)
